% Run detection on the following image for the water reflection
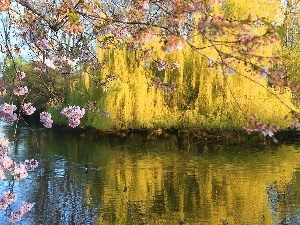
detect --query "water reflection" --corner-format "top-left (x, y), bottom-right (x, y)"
top-left (1, 125), bottom-right (300, 224)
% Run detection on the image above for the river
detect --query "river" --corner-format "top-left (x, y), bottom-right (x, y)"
top-left (1, 123), bottom-right (300, 225)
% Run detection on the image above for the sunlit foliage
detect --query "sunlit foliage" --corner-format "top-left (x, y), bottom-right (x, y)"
top-left (55, 0), bottom-right (294, 130)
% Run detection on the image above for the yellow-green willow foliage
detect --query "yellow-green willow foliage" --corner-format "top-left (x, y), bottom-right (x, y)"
top-left (66, 0), bottom-right (293, 130)
top-left (223, 0), bottom-right (283, 21)
top-left (75, 137), bottom-right (300, 225)
top-left (71, 43), bottom-right (293, 130)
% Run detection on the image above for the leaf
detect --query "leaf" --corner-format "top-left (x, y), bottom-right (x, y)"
top-left (275, 26), bottom-right (286, 39)
top-left (261, 19), bottom-right (273, 28)
top-left (68, 12), bottom-right (79, 24)
top-left (239, 18), bottom-right (251, 24)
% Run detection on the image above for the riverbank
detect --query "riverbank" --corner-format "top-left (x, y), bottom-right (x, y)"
top-left (46, 124), bottom-right (300, 148)
top-left (20, 115), bottom-right (300, 147)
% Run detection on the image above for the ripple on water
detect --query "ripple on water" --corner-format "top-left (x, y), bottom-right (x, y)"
top-left (3, 126), bottom-right (300, 224)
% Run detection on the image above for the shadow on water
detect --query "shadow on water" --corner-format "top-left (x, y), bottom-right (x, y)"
top-left (2, 125), bottom-right (300, 224)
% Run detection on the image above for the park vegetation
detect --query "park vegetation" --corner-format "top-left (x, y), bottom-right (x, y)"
top-left (0, 0), bottom-right (299, 223)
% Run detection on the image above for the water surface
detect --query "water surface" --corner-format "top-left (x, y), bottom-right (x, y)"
top-left (1, 124), bottom-right (300, 224)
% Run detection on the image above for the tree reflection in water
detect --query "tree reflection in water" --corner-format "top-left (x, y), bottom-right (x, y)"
top-left (1, 126), bottom-right (300, 224)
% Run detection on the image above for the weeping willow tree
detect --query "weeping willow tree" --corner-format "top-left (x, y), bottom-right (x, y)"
top-left (60, 0), bottom-right (294, 130)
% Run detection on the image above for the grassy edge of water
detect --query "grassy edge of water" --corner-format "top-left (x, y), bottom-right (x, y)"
top-left (48, 124), bottom-right (300, 147)
top-left (23, 113), bottom-right (300, 147)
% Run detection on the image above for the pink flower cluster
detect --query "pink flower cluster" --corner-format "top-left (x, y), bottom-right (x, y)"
top-left (0, 103), bottom-right (17, 122)
top-left (111, 26), bottom-right (129, 39)
top-left (0, 137), bottom-right (9, 154)
top-left (40, 112), bottom-right (53, 128)
top-left (155, 59), bottom-right (168, 71)
top-left (60, 56), bottom-right (77, 67)
top-left (260, 66), bottom-right (269, 79)
top-left (86, 102), bottom-right (110, 118)
top-left (36, 38), bottom-right (51, 50)
top-left (0, 86), bottom-right (6, 96)
top-left (0, 137), bottom-right (10, 178)
top-left (37, 56), bottom-right (56, 69)
top-left (260, 68), bottom-right (300, 92)
top-left (0, 192), bottom-right (17, 210)
top-left (244, 114), bottom-right (279, 138)
top-left (13, 163), bottom-right (28, 180)
top-left (286, 111), bottom-right (300, 131)
top-left (154, 59), bottom-right (180, 71)
top-left (161, 35), bottom-right (185, 53)
top-left (13, 85), bottom-right (28, 96)
top-left (15, 71), bottom-right (26, 80)
top-left (132, 28), bottom-right (156, 44)
top-left (24, 159), bottom-right (39, 170)
top-left (0, 136), bottom-right (37, 222)
top-left (0, 156), bottom-right (13, 180)
top-left (37, 55), bottom-right (77, 70)
top-left (0, 136), bottom-right (39, 181)
top-left (22, 102), bottom-right (36, 115)
top-left (150, 77), bottom-right (176, 95)
top-left (60, 106), bottom-right (85, 128)
top-left (9, 202), bottom-right (35, 223)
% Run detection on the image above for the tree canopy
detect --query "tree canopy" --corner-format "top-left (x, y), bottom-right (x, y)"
top-left (1, 0), bottom-right (300, 222)
top-left (0, 0), bottom-right (297, 133)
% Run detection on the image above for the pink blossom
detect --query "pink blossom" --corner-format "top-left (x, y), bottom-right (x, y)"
top-left (8, 201), bottom-right (35, 223)
top-left (2, 192), bottom-right (17, 204)
top-left (0, 155), bottom-right (14, 171)
top-left (15, 71), bottom-right (26, 80)
top-left (155, 59), bottom-right (167, 71)
top-left (244, 115), bottom-right (279, 139)
top-left (150, 77), bottom-right (176, 94)
top-left (170, 62), bottom-right (180, 70)
top-left (37, 56), bottom-right (56, 69)
top-left (111, 27), bottom-right (129, 39)
top-left (9, 212), bottom-right (22, 223)
top-left (40, 112), bottom-right (53, 128)
top-left (13, 163), bottom-right (28, 180)
top-left (44, 58), bottom-right (56, 69)
top-left (0, 103), bottom-right (17, 122)
top-left (262, 128), bottom-right (275, 137)
top-left (0, 147), bottom-right (8, 157)
top-left (22, 102), bottom-right (36, 115)
top-left (0, 192), bottom-right (16, 211)
top-left (0, 103), bottom-right (17, 115)
top-left (68, 117), bottom-right (81, 128)
top-left (4, 113), bottom-right (17, 122)
top-left (19, 202), bottom-right (35, 214)
top-left (240, 32), bottom-right (255, 46)
top-left (13, 86), bottom-right (28, 96)
top-left (260, 66), bottom-right (269, 79)
top-left (0, 199), bottom-right (8, 210)
top-left (60, 106), bottom-right (85, 128)
top-left (0, 169), bottom-right (5, 180)
top-left (0, 137), bottom-right (9, 151)
top-left (289, 84), bottom-right (299, 93)
top-left (36, 38), bottom-right (51, 50)
top-left (161, 35), bottom-right (185, 53)
top-left (132, 28), bottom-right (156, 44)
top-left (24, 159), bottom-right (38, 170)
top-left (0, 87), bottom-right (7, 96)
top-left (60, 56), bottom-right (77, 67)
